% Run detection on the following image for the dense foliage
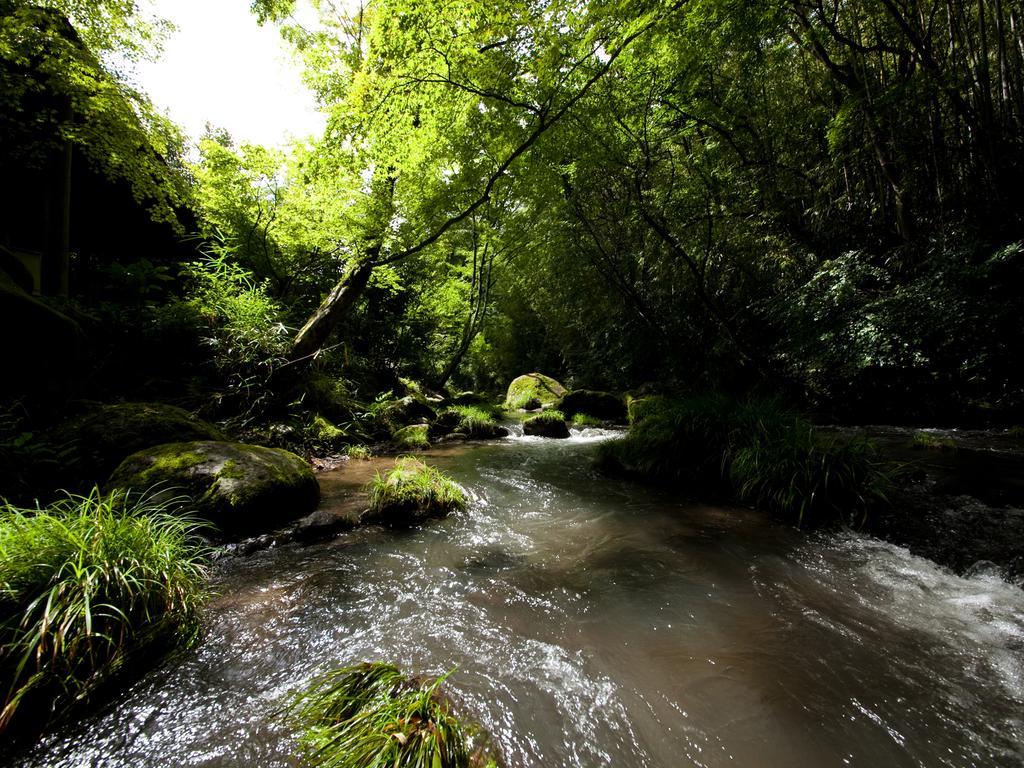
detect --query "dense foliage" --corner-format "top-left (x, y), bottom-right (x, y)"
top-left (3, 0), bottom-right (1024, 460)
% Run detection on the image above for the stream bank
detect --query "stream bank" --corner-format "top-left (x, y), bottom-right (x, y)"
top-left (10, 428), bottom-right (1022, 768)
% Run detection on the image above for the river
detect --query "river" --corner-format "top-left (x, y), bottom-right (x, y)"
top-left (13, 428), bottom-right (1024, 767)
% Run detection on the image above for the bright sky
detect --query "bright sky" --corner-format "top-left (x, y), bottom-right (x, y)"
top-left (135, 0), bottom-right (326, 149)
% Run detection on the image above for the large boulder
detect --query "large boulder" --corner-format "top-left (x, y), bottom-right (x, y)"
top-left (504, 373), bottom-right (567, 409)
top-left (60, 403), bottom-right (226, 485)
top-left (108, 441), bottom-right (319, 537)
top-left (556, 390), bottom-right (626, 423)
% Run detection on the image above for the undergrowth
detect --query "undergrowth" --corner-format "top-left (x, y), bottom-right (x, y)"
top-left (598, 395), bottom-right (889, 527)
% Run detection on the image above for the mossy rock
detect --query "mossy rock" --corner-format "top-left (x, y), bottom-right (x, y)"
top-left (504, 373), bottom-right (566, 409)
top-left (375, 396), bottom-right (437, 432)
top-left (392, 424), bottom-right (430, 450)
top-left (556, 390), bottom-right (626, 423)
top-left (364, 457), bottom-right (465, 526)
top-left (107, 441), bottom-right (319, 538)
top-left (523, 410), bottom-right (570, 439)
top-left (60, 403), bottom-right (226, 486)
top-left (626, 394), bottom-right (669, 425)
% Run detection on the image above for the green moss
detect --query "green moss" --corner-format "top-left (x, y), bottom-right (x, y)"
top-left (504, 373), bottom-right (566, 408)
top-left (131, 449), bottom-right (206, 488)
top-left (572, 413), bottom-right (602, 427)
top-left (626, 394), bottom-right (668, 426)
top-left (392, 424), bottom-right (430, 450)
top-left (910, 431), bottom-right (958, 452)
top-left (312, 414), bottom-right (346, 442)
top-left (107, 441), bottom-right (319, 537)
top-left (366, 457), bottom-right (465, 524)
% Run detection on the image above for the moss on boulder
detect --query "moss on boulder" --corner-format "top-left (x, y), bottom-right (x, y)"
top-left (60, 403), bottom-right (226, 486)
top-left (364, 457), bottom-right (465, 526)
top-left (374, 395), bottom-right (437, 433)
top-left (107, 440), bottom-right (319, 537)
top-left (504, 373), bottom-right (566, 409)
top-left (392, 423), bottom-right (431, 450)
top-left (523, 410), bottom-right (570, 439)
top-left (556, 390), bottom-right (626, 423)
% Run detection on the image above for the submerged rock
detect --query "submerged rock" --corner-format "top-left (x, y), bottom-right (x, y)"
top-left (107, 440), bottom-right (319, 538)
top-left (505, 372), bottom-right (566, 409)
top-left (61, 403), bottom-right (226, 485)
top-left (556, 390), bottom-right (627, 423)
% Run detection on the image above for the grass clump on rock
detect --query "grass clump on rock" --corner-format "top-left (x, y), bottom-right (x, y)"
top-left (597, 395), bottom-right (889, 527)
top-left (0, 487), bottom-right (208, 735)
top-left (910, 431), bottom-right (958, 452)
top-left (571, 413), bottom-right (603, 428)
top-left (291, 662), bottom-right (498, 768)
top-left (365, 458), bottom-right (466, 525)
top-left (432, 406), bottom-right (508, 440)
top-left (523, 410), bottom-right (570, 439)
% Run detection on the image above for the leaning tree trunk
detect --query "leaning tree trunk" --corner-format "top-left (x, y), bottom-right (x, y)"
top-left (289, 259), bottom-right (375, 364)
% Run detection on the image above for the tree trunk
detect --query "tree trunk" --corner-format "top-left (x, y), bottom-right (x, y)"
top-left (289, 259), bottom-right (375, 363)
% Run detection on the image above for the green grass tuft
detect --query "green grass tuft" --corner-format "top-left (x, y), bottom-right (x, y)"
top-left (438, 406), bottom-right (505, 438)
top-left (910, 431), bottom-right (957, 452)
top-left (0, 487), bottom-right (209, 734)
top-left (524, 410), bottom-right (565, 426)
top-left (291, 662), bottom-right (497, 768)
top-left (345, 445), bottom-right (372, 460)
top-left (366, 458), bottom-right (466, 523)
top-left (571, 413), bottom-right (602, 427)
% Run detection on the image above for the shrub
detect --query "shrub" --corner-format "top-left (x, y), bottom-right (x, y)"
top-left (0, 488), bottom-right (208, 734)
top-left (366, 458), bottom-right (465, 524)
top-left (290, 662), bottom-right (498, 768)
top-left (597, 395), bottom-right (889, 527)
top-left (175, 241), bottom-right (290, 418)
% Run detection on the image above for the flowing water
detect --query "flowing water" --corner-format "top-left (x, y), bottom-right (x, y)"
top-left (12, 429), bottom-right (1024, 767)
